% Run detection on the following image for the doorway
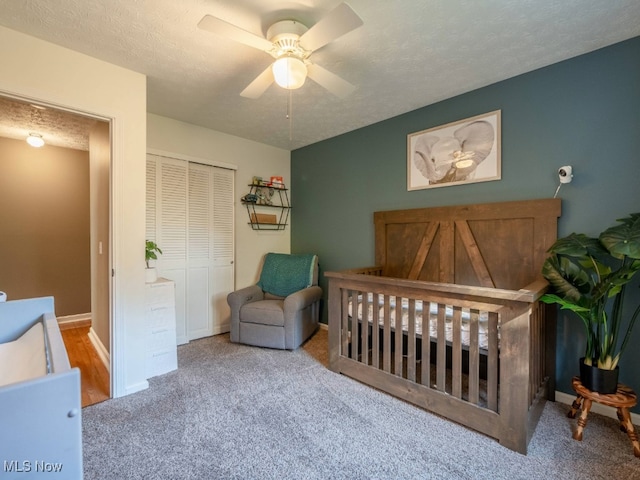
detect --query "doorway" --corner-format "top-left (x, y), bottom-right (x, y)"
top-left (0, 94), bottom-right (113, 405)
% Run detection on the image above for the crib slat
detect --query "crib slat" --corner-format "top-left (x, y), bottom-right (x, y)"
top-left (351, 290), bottom-right (359, 361)
top-left (452, 306), bottom-right (462, 399)
top-left (487, 311), bottom-right (499, 411)
top-left (341, 289), bottom-right (349, 357)
top-left (407, 299), bottom-right (416, 382)
top-left (372, 293), bottom-right (380, 369)
top-left (394, 296), bottom-right (403, 377)
top-left (469, 309), bottom-right (480, 405)
top-left (420, 303), bottom-right (431, 387)
top-left (383, 295), bottom-right (391, 373)
top-left (436, 303), bottom-right (446, 392)
top-left (361, 291), bottom-right (369, 365)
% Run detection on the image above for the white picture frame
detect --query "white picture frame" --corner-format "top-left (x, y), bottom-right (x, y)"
top-left (407, 110), bottom-right (501, 191)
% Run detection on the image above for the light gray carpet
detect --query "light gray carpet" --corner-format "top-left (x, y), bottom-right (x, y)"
top-left (83, 330), bottom-right (640, 479)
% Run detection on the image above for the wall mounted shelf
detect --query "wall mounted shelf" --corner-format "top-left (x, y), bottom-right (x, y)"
top-left (242, 184), bottom-right (290, 230)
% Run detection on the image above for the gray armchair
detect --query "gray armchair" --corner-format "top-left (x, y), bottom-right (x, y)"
top-left (227, 253), bottom-right (322, 350)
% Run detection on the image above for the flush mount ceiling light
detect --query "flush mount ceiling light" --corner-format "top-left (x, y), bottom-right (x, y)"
top-left (26, 133), bottom-right (45, 148)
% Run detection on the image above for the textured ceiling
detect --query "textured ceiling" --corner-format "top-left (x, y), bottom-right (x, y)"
top-left (0, 0), bottom-right (639, 151)
top-left (0, 96), bottom-right (98, 151)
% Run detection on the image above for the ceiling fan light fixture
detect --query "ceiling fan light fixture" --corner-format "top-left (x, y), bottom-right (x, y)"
top-left (272, 56), bottom-right (307, 90)
top-left (26, 133), bottom-right (45, 148)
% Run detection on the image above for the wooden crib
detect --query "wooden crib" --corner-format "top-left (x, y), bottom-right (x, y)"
top-left (326, 199), bottom-right (561, 454)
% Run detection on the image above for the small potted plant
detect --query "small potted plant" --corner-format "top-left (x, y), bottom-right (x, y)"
top-left (541, 213), bottom-right (640, 393)
top-left (145, 240), bottom-right (163, 283)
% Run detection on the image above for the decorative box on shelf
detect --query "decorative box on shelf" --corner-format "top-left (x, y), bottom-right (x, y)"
top-left (250, 213), bottom-right (277, 224)
top-left (270, 176), bottom-right (285, 189)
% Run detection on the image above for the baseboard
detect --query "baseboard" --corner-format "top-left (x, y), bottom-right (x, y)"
top-left (88, 327), bottom-right (110, 372)
top-left (57, 313), bottom-right (92, 330)
top-left (555, 390), bottom-right (640, 425)
top-left (318, 322), bottom-right (328, 331)
top-left (213, 323), bottom-right (230, 335)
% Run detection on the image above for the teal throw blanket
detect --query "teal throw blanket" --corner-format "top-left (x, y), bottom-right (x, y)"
top-left (257, 253), bottom-right (317, 297)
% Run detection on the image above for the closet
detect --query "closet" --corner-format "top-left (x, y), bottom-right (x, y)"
top-left (146, 153), bottom-right (234, 345)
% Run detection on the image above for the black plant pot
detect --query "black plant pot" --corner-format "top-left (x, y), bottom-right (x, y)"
top-left (579, 358), bottom-right (619, 394)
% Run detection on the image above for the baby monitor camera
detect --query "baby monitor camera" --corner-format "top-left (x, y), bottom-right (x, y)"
top-left (558, 166), bottom-right (573, 184)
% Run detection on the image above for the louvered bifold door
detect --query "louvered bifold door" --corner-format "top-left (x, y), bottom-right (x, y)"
top-left (212, 167), bottom-right (234, 333)
top-left (186, 162), bottom-right (214, 340)
top-left (146, 157), bottom-right (157, 243)
top-left (156, 157), bottom-right (189, 344)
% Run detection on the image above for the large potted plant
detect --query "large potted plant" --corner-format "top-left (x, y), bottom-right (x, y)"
top-left (145, 240), bottom-right (163, 283)
top-left (541, 212), bottom-right (640, 393)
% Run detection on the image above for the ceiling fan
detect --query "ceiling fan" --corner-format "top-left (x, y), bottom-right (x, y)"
top-left (197, 3), bottom-right (363, 99)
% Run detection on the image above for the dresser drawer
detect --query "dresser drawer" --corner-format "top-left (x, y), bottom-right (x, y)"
top-left (146, 306), bottom-right (174, 329)
top-left (148, 326), bottom-right (177, 352)
top-left (147, 348), bottom-right (177, 378)
top-left (145, 280), bottom-right (176, 308)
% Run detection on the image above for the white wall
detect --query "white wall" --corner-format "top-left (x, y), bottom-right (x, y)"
top-left (0, 26), bottom-right (148, 397)
top-left (147, 114), bottom-right (291, 288)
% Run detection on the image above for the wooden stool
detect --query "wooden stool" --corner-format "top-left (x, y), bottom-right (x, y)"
top-left (568, 376), bottom-right (640, 458)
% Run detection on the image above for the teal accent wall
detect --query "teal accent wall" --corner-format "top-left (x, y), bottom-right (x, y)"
top-left (291, 37), bottom-right (640, 410)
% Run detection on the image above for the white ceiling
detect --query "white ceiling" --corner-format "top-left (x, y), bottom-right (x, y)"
top-left (0, 0), bottom-right (639, 151)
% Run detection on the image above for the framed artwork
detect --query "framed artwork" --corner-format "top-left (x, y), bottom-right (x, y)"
top-left (407, 110), bottom-right (501, 191)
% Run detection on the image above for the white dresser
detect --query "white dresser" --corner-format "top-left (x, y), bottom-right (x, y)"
top-left (145, 278), bottom-right (178, 378)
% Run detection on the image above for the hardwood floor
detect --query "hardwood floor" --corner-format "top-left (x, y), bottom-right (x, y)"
top-left (60, 325), bottom-right (110, 407)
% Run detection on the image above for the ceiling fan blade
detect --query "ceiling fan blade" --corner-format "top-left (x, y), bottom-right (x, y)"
top-left (198, 15), bottom-right (273, 51)
top-left (240, 65), bottom-right (275, 99)
top-left (306, 63), bottom-right (356, 99)
top-left (299, 3), bottom-right (363, 52)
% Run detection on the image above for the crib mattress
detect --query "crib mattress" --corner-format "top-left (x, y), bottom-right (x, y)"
top-left (348, 294), bottom-right (492, 351)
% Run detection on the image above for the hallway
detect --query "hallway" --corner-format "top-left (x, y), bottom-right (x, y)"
top-left (60, 323), bottom-right (110, 407)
